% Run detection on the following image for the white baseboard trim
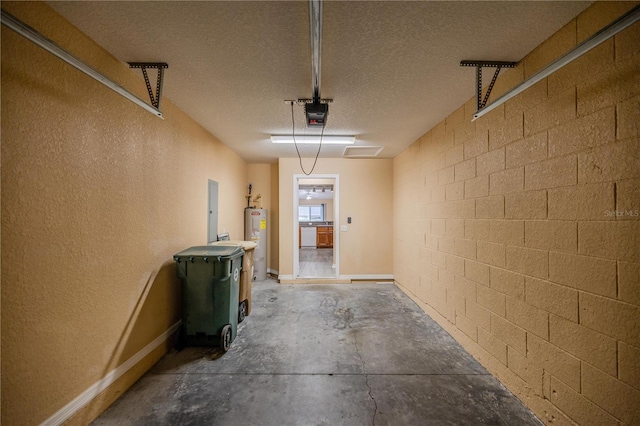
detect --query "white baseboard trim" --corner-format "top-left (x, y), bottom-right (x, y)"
top-left (278, 274), bottom-right (394, 283)
top-left (277, 274), bottom-right (294, 280)
top-left (340, 274), bottom-right (394, 281)
top-left (42, 321), bottom-right (182, 426)
top-left (267, 268), bottom-right (279, 275)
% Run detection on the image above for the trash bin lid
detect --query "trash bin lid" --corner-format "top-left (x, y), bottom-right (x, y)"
top-left (174, 245), bottom-right (244, 261)
top-left (210, 240), bottom-right (258, 250)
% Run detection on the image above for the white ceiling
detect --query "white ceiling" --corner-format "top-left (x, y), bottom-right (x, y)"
top-left (48, 1), bottom-right (592, 163)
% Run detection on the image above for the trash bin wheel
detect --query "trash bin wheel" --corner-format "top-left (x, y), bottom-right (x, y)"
top-left (220, 325), bottom-right (232, 352)
top-left (238, 300), bottom-right (247, 323)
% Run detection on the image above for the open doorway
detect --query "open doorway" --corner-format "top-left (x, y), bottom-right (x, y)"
top-left (293, 175), bottom-right (339, 279)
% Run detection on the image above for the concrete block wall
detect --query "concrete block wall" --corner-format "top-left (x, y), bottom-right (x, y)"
top-left (393, 2), bottom-right (640, 424)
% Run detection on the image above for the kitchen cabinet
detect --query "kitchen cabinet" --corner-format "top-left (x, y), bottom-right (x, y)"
top-left (316, 226), bottom-right (333, 248)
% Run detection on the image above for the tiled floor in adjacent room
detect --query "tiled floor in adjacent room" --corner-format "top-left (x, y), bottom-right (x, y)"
top-left (298, 247), bottom-right (335, 278)
top-left (93, 279), bottom-right (541, 425)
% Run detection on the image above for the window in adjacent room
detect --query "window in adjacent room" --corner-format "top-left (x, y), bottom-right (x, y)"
top-left (299, 205), bottom-right (324, 222)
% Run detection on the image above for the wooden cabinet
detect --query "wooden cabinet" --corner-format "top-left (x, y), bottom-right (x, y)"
top-left (316, 226), bottom-right (333, 248)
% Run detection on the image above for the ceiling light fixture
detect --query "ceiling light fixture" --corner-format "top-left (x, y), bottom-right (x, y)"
top-left (270, 135), bottom-right (355, 145)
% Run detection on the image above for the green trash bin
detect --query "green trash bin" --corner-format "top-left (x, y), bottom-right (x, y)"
top-left (173, 245), bottom-right (244, 351)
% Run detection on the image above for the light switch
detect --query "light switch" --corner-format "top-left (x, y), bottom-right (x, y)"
top-left (340, 225), bottom-right (348, 232)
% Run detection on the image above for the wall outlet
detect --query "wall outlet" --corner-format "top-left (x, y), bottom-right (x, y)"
top-left (340, 225), bottom-right (348, 232)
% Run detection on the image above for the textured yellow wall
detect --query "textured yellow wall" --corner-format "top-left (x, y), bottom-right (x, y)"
top-left (393, 2), bottom-right (640, 424)
top-left (1, 2), bottom-right (247, 424)
top-left (247, 163), bottom-right (276, 272)
top-left (278, 158), bottom-right (393, 277)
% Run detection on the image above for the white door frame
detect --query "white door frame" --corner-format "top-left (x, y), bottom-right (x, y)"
top-left (293, 174), bottom-right (339, 278)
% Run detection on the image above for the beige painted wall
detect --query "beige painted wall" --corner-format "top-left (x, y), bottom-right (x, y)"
top-left (1, 2), bottom-right (247, 424)
top-left (393, 2), bottom-right (640, 424)
top-left (247, 163), bottom-right (277, 272)
top-left (279, 158), bottom-right (393, 277)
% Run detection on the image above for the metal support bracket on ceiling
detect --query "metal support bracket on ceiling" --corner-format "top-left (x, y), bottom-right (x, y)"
top-left (128, 62), bottom-right (168, 110)
top-left (0, 9), bottom-right (164, 119)
top-left (309, 0), bottom-right (323, 102)
top-left (469, 4), bottom-right (640, 121)
top-left (460, 60), bottom-right (517, 111)
top-left (286, 98), bottom-right (333, 105)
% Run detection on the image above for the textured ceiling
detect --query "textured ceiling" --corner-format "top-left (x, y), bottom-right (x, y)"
top-left (48, 1), bottom-right (592, 163)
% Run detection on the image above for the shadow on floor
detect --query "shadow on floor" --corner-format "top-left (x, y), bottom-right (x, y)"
top-left (93, 279), bottom-right (542, 426)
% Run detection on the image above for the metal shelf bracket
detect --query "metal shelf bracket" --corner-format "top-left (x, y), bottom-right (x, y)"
top-left (286, 98), bottom-right (333, 105)
top-left (460, 60), bottom-right (517, 111)
top-left (128, 62), bottom-right (168, 110)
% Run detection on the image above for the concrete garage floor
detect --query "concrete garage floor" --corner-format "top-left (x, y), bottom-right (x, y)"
top-left (94, 279), bottom-right (541, 425)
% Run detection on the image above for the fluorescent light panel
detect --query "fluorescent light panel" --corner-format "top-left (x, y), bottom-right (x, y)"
top-left (271, 135), bottom-right (355, 145)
